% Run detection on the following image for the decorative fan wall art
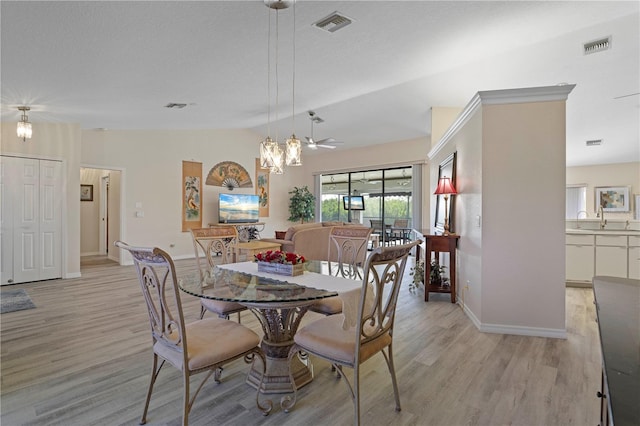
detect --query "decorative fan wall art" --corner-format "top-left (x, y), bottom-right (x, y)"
top-left (206, 161), bottom-right (252, 190)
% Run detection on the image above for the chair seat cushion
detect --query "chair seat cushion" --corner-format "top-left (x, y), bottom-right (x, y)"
top-left (201, 298), bottom-right (246, 315)
top-left (294, 315), bottom-right (391, 365)
top-left (308, 296), bottom-right (343, 315)
top-left (155, 317), bottom-right (260, 371)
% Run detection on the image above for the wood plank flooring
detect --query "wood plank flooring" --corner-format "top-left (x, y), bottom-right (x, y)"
top-left (1, 257), bottom-right (601, 425)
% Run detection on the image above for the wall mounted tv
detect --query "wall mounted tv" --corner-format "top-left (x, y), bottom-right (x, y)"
top-left (218, 193), bottom-right (260, 223)
top-left (343, 195), bottom-right (365, 211)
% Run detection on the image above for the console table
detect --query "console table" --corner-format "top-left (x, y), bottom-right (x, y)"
top-left (423, 234), bottom-right (459, 303)
top-left (208, 222), bottom-right (265, 242)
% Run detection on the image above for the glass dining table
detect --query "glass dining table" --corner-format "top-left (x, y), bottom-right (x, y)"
top-left (178, 260), bottom-right (362, 394)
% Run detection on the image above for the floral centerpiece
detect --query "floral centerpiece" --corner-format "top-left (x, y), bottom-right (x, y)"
top-left (254, 250), bottom-right (306, 276)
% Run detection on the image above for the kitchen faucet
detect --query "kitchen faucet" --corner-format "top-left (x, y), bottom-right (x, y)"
top-left (597, 205), bottom-right (607, 229)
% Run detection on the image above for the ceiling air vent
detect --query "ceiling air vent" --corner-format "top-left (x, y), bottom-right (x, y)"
top-left (165, 103), bottom-right (187, 109)
top-left (312, 12), bottom-right (353, 33)
top-left (583, 37), bottom-right (611, 55)
top-left (586, 139), bottom-right (603, 146)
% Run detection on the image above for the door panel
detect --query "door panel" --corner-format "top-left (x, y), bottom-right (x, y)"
top-left (1, 158), bottom-right (14, 284)
top-left (14, 159), bottom-right (40, 283)
top-left (39, 160), bottom-right (62, 279)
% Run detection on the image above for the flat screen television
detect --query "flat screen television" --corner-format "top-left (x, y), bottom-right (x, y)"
top-left (218, 193), bottom-right (260, 223)
top-left (343, 195), bottom-right (365, 211)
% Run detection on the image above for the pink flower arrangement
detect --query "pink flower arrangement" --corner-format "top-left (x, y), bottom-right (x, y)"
top-left (254, 250), bottom-right (306, 265)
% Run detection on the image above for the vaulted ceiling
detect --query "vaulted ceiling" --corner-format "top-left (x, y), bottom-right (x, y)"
top-left (1, 1), bottom-right (638, 167)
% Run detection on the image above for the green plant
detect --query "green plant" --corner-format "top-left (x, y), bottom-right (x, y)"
top-left (288, 186), bottom-right (315, 223)
top-left (430, 260), bottom-right (448, 287)
top-left (409, 260), bottom-right (424, 292)
top-left (409, 259), bottom-right (448, 292)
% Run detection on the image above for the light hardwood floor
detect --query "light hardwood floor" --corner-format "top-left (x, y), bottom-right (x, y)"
top-left (1, 257), bottom-right (601, 425)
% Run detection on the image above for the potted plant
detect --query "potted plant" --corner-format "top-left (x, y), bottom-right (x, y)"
top-left (288, 186), bottom-right (315, 223)
top-left (409, 259), bottom-right (448, 292)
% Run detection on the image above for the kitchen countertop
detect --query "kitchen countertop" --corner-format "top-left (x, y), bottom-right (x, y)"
top-left (592, 276), bottom-right (640, 426)
top-left (566, 229), bottom-right (640, 235)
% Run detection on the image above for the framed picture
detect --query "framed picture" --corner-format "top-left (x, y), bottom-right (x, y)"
top-left (80, 184), bottom-right (93, 202)
top-left (595, 186), bottom-right (630, 212)
top-left (434, 152), bottom-right (457, 233)
top-left (255, 158), bottom-right (269, 217)
top-left (182, 161), bottom-right (202, 231)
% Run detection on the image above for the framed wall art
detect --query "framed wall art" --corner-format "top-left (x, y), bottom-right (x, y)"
top-left (182, 161), bottom-right (202, 231)
top-left (255, 158), bottom-right (269, 217)
top-left (434, 152), bottom-right (457, 233)
top-left (595, 186), bottom-right (630, 212)
top-left (80, 184), bottom-right (93, 202)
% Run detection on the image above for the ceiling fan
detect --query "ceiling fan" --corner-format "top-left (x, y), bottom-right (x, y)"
top-left (304, 111), bottom-right (344, 150)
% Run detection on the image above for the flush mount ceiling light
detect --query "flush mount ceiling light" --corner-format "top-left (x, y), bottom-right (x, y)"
top-left (259, 0), bottom-right (301, 174)
top-left (17, 106), bottom-right (32, 142)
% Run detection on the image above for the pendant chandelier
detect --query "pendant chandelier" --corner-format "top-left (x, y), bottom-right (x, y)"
top-left (17, 106), bottom-right (32, 142)
top-left (259, 0), bottom-right (301, 174)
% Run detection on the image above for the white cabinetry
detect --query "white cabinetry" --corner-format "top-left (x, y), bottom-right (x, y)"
top-left (629, 236), bottom-right (640, 280)
top-left (566, 234), bottom-right (594, 283)
top-left (595, 235), bottom-right (628, 278)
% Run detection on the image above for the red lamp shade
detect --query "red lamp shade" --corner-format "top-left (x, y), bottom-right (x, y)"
top-left (433, 177), bottom-right (457, 195)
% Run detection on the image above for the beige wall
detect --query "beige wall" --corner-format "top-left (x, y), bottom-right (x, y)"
top-left (108, 170), bottom-right (122, 263)
top-left (80, 168), bottom-right (103, 255)
top-left (431, 107), bottom-right (462, 148)
top-left (1, 121), bottom-right (82, 278)
top-left (481, 101), bottom-right (566, 333)
top-left (429, 86), bottom-right (573, 338)
top-left (567, 162), bottom-right (639, 220)
top-left (80, 128), bottom-right (297, 261)
top-left (430, 109), bottom-right (484, 318)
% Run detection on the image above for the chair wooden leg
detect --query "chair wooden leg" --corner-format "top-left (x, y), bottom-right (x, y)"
top-left (140, 355), bottom-right (162, 425)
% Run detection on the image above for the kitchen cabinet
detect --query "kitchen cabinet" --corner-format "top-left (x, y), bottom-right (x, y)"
top-left (629, 236), bottom-right (640, 280)
top-left (595, 235), bottom-right (628, 278)
top-left (566, 234), bottom-right (595, 283)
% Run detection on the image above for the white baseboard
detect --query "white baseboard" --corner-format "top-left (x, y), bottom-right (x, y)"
top-left (65, 272), bottom-right (82, 279)
top-left (81, 251), bottom-right (101, 256)
top-left (459, 300), bottom-right (567, 339)
top-left (479, 323), bottom-right (567, 339)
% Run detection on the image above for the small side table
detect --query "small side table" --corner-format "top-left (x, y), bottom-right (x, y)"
top-left (424, 234), bottom-right (459, 303)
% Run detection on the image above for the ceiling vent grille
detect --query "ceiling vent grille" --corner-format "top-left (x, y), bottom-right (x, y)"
top-left (313, 12), bottom-right (353, 33)
top-left (583, 37), bottom-right (611, 55)
top-left (586, 139), bottom-right (603, 146)
top-left (165, 103), bottom-right (187, 109)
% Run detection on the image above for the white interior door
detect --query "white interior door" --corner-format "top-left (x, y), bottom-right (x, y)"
top-left (39, 160), bottom-right (62, 280)
top-left (1, 156), bottom-right (62, 285)
top-left (1, 158), bottom-right (15, 284)
top-left (14, 158), bottom-right (40, 283)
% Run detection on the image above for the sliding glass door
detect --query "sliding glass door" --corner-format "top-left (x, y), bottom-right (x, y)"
top-left (320, 166), bottom-right (415, 245)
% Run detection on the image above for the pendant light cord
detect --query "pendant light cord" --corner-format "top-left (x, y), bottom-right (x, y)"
top-left (266, 6), bottom-right (271, 137)
top-left (291, 0), bottom-right (296, 132)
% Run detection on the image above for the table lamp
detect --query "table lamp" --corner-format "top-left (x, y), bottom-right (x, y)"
top-left (434, 176), bottom-right (457, 235)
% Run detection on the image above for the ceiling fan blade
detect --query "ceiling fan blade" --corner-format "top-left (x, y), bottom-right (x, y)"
top-left (317, 144), bottom-right (336, 149)
top-left (316, 138), bottom-right (344, 145)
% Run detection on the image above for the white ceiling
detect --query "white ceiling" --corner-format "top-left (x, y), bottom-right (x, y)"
top-left (1, 1), bottom-right (638, 167)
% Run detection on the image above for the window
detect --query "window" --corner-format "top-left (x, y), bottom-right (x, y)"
top-left (566, 185), bottom-right (587, 219)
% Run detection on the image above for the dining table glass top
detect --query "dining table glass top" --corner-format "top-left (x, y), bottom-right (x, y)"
top-left (178, 260), bottom-right (342, 305)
